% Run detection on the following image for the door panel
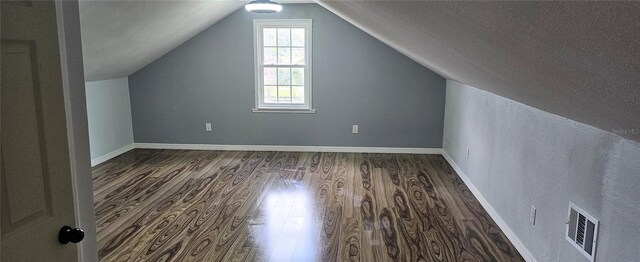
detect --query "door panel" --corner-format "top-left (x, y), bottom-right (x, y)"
top-left (1, 1), bottom-right (79, 261)
top-left (2, 41), bottom-right (52, 230)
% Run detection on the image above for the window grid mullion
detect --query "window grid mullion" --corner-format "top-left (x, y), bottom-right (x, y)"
top-left (264, 46), bottom-right (304, 48)
top-left (275, 65), bottom-right (279, 103)
top-left (276, 27), bottom-right (279, 101)
top-left (289, 29), bottom-right (292, 67)
top-left (263, 65), bottom-right (305, 68)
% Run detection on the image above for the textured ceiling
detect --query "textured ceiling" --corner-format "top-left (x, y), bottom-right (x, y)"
top-left (79, 1), bottom-right (640, 141)
top-left (79, 0), bottom-right (244, 81)
top-left (317, 1), bottom-right (640, 142)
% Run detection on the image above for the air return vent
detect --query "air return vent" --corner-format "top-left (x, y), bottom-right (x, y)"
top-left (566, 202), bottom-right (599, 261)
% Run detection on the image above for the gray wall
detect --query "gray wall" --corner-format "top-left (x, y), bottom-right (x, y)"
top-left (443, 80), bottom-right (640, 261)
top-left (128, 4), bottom-right (445, 148)
top-left (85, 77), bottom-right (134, 161)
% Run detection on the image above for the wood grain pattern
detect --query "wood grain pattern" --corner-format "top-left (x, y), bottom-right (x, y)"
top-left (93, 149), bottom-right (524, 262)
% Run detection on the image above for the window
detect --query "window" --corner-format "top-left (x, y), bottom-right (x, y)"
top-left (253, 19), bottom-right (314, 113)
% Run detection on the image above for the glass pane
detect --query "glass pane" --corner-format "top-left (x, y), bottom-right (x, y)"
top-left (264, 85), bottom-right (277, 103)
top-left (292, 86), bottom-right (304, 103)
top-left (264, 48), bottom-right (277, 65)
top-left (277, 28), bottom-right (290, 46)
top-left (264, 68), bottom-right (277, 85)
top-left (278, 86), bottom-right (291, 103)
top-left (277, 48), bottom-right (291, 65)
top-left (278, 68), bottom-right (291, 85)
top-left (291, 28), bottom-right (305, 46)
top-left (263, 28), bottom-right (276, 46)
top-left (291, 68), bottom-right (304, 85)
top-left (291, 48), bottom-right (305, 65)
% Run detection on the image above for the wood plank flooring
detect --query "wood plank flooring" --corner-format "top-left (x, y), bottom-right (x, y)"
top-left (93, 149), bottom-right (524, 261)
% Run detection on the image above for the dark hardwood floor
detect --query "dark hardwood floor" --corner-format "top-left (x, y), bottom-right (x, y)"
top-left (92, 149), bottom-right (524, 261)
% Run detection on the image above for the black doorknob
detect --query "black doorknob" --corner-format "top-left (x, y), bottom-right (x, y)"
top-left (58, 226), bottom-right (84, 244)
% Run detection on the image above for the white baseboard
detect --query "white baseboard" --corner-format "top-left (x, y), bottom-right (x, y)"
top-left (91, 143), bottom-right (134, 167)
top-left (134, 143), bottom-right (442, 154)
top-left (442, 150), bottom-right (536, 262)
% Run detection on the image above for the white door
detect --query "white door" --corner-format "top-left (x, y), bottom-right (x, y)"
top-left (2, 0), bottom-right (82, 261)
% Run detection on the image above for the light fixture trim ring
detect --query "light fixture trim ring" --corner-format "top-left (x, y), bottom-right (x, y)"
top-left (245, 0), bottom-right (283, 13)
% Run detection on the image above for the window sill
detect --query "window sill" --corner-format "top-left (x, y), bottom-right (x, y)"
top-left (252, 108), bottom-right (316, 114)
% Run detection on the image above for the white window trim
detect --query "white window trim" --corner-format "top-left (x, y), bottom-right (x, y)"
top-left (252, 19), bottom-right (315, 113)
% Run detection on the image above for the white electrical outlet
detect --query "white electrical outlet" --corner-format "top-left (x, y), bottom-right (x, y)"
top-left (530, 205), bottom-right (537, 225)
top-left (352, 125), bottom-right (359, 134)
top-left (205, 123), bottom-right (212, 132)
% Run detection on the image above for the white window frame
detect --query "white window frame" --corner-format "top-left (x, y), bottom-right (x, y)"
top-left (252, 19), bottom-right (315, 113)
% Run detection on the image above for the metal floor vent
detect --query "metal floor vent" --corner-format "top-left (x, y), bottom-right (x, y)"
top-left (566, 202), bottom-right (599, 261)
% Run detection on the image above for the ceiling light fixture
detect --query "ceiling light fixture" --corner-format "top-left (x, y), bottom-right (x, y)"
top-left (245, 0), bottom-right (283, 13)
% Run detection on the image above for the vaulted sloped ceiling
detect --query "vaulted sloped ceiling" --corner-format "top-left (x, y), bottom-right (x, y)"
top-left (80, 1), bottom-right (639, 141)
top-left (79, 0), bottom-right (244, 81)
top-left (318, 1), bottom-right (640, 142)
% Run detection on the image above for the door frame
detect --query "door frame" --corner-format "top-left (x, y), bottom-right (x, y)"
top-left (55, 0), bottom-right (98, 261)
